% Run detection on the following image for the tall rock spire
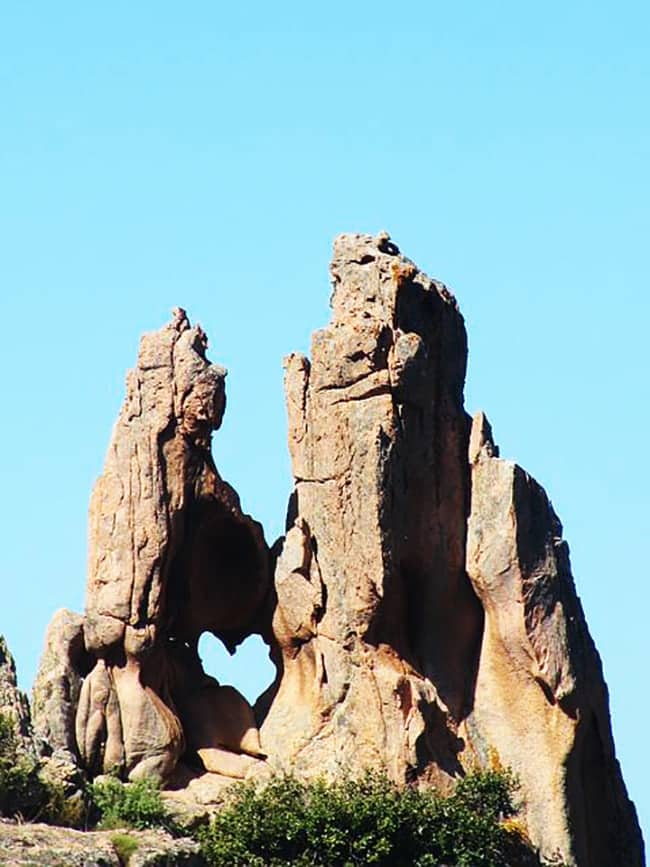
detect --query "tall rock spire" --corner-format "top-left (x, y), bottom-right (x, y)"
top-left (464, 410), bottom-right (642, 865)
top-left (76, 309), bottom-right (270, 782)
top-left (262, 232), bottom-right (483, 782)
top-left (32, 234), bottom-right (644, 866)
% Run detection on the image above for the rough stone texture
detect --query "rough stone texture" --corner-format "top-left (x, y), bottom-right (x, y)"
top-left (32, 609), bottom-right (90, 761)
top-left (0, 820), bottom-right (205, 866)
top-left (29, 233), bottom-right (644, 867)
top-left (261, 232), bottom-right (483, 784)
top-left (259, 233), bottom-right (643, 865)
top-left (462, 412), bottom-right (644, 866)
top-left (0, 635), bottom-right (36, 758)
top-left (75, 308), bottom-right (270, 785)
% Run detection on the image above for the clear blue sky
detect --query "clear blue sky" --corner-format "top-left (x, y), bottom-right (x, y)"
top-left (1, 0), bottom-right (648, 839)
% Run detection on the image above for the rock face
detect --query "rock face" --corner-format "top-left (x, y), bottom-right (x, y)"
top-left (261, 233), bottom-right (483, 785)
top-left (0, 820), bottom-right (205, 866)
top-left (31, 234), bottom-right (644, 867)
top-left (464, 412), bottom-right (642, 866)
top-left (32, 609), bottom-right (90, 761)
top-left (0, 635), bottom-right (36, 757)
top-left (75, 309), bottom-right (270, 783)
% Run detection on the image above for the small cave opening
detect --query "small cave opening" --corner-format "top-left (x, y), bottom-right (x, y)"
top-left (198, 631), bottom-right (276, 708)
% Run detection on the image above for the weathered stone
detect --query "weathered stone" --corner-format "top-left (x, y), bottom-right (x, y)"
top-left (37, 752), bottom-right (87, 815)
top-left (32, 608), bottom-right (90, 761)
top-left (261, 232), bottom-right (482, 784)
top-left (0, 635), bottom-right (36, 758)
top-left (462, 411), bottom-right (644, 866)
top-left (31, 233), bottom-right (643, 866)
top-left (76, 308), bottom-right (270, 784)
top-left (0, 819), bottom-right (205, 866)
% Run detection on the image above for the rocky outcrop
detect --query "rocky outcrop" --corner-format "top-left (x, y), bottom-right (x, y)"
top-left (32, 609), bottom-right (90, 761)
top-left (261, 232), bottom-right (482, 784)
top-left (0, 820), bottom-right (205, 866)
top-left (258, 235), bottom-right (643, 865)
top-left (27, 233), bottom-right (644, 867)
top-left (0, 635), bottom-right (36, 758)
top-left (75, 309), bottom-right (270, 784)
top-left (463, 412), bottom-right (642, 866)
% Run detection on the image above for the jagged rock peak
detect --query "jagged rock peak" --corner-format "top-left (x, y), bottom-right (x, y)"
top-left (76, 309), bottom-right (270, 785)
top-left (468, 409), bottom-right (499, 463)
top-left (28, 240), bottom-right (645, 867)
top-left (329, 232), bottom-right (461, 323)
top-left (0, 635), bottom-right (35, 756)
top-left (464, 410), bottom-right (643, 866)
top-left (267, 230), bottom-right (482, 781)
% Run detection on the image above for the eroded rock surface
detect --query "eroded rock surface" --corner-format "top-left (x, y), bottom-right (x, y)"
top-left (463, 412), bottom-right (643, 866)
top-left (0, 635), bottom-right (36, 758)
top-left (0, 820), bottom-right (205, 866)
top-left (32, 609), bottom-right (89, 761)
top-left (75, 309), bottom-right (270, 785)
top-left (261, 233), bottom-right (483, 783)
top-left (27, 234), bottom-right (644, 867)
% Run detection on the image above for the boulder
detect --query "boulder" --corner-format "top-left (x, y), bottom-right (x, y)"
top-left (0, 820), bottom-right (205, 866)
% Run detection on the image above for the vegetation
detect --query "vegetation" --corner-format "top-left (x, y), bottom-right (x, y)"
top-left (0, 711), bottom-right (87, 826)
top-left (90, 776), bottom-right (177, 833)
top-left (2, 718), bottom-right (555, 866)
top-left (0, 711), bottom-right (48, 820)
top-left (197, 769), bottom-right (538, 867)
top-left (110, 832), bottom-right (139, 862)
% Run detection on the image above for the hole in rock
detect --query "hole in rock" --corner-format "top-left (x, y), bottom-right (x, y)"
top-left (198, 631), bottom-right (275, 707)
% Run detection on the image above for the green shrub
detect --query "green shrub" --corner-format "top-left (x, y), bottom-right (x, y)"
top-left (111, 832), bottom-right (139, 862)
top-left (90, 776), bottom-right (177, 833)
top-left (0, 711), bottom-right (90, 827)
top-left (197, 769), bottom-right (537, 867)
top-left (41, 778), bottom-right (88, 828)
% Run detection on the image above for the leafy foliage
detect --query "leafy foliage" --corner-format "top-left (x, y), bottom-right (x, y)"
top-left (90, 776), bottom-right (177, 833)
top-left (0, 711), bottom-right (88, 826)
top-left (197, 769), bottom-right (538, 867)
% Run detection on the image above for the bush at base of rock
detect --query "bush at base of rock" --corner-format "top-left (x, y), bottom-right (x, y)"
top-left (0, 711), bottom-right (48, 820)
top-left (197, 769), bottom-right (542, 867)
top-left (90, 776), bottom-right (179, 834)
top-left (0, 712), bottom-right (87, 827)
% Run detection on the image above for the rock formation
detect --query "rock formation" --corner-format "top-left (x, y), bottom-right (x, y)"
top-left (31, 234), bottom-right (644, 867)
top-left (261, 232), bottom-right (482, 785)
top-left (0, 820), bottom-right (205, 866)
top-left (0, 636), bottom-right (37, 758)
top-left (464, 412), bottom-right (642, 866)
top-left (75, 309), bottom-right (270, 784)
top-left (32, 609), bottom-right (90, 762)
